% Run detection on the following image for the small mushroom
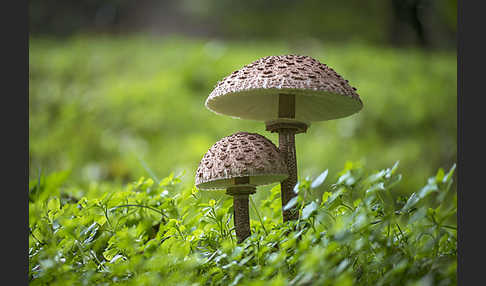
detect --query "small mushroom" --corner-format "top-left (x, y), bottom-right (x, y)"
top-left (205, 55), bottom-right (362, 222)
top-left (195, 132), bottom-right (288, 243)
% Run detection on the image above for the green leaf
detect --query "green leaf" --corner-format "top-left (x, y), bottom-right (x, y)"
top-left (102, 248), bottom-right (119, 261)
top-left (302, 201), bottom-right (318, 220)
top-left (283, 196), bottom-right (299, 211)
top-left (159, 172), bottom-right (175, 187)
top-left (325, 188), bottom-right (345, 210)
top-left (366, 182), bottom-right (385, 195)
top-left (401, 192), bottom-right (419, 212)
top-left (47, 197), bottom-right (61, 212)
top-left (311, 169), bottom-right (328, 189)
top-left (417, 182), bottom-right (439, 198)
top-left (390, 161), bottom-right (400, 174)
top-left (435, 168), bottom-right (445, 183)
top-left (230, 273), bottom-right (244, 286)
top-left (293, 182), bottom-right (300, 194)
top-left (443, 163), bottom-right (456, 183)
top-left (385, 174), bottom-right (402, 189)
top-left (337, 171), bottom-right (357, 186)
top-left (321, 191), bottom-right (332, 205)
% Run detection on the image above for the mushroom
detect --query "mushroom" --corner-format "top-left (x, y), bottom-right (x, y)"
top-left (195, 131), bottom-right (288, 243)
top-left (205, 55), bottom-right (362, 222)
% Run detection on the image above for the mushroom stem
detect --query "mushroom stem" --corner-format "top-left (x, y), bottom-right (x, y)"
top-left (278, 129), bottom-right (299, 222)
top-left (232, 194), bottom-right (251, 243)
top-left (227, 186), bottom-right (255, 243)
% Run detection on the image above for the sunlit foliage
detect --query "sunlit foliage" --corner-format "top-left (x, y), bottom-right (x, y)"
top-left (29, 162), bottom-right (456, 285)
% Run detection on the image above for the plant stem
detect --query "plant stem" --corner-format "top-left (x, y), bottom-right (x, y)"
top-left (109, 204), bottom-right (168, 219)
top-left (250, 196), bottom-right (268, 235)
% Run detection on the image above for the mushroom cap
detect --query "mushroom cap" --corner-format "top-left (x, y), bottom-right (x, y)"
top-left (206, 55), bottom-right (362, 124)
top-left (195, 132), bottom-right (288, 190)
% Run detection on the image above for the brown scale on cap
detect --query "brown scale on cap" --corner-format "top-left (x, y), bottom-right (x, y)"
top-left (195, 132), bottom-right (288, 190)
top-left (209, 55), bottom-right (361, 102)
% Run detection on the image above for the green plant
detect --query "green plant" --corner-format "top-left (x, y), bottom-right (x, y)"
top-left (29, 162), bottom-right (456, 285)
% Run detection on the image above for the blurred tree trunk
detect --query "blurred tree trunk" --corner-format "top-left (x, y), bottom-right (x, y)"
top-left (389, 0), bottom-right (429, 48)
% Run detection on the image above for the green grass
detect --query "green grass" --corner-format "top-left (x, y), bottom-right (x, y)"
top-left (29, 162), bottom-right (457, 285)
top-left (29, 35), bottom-right (456, 196)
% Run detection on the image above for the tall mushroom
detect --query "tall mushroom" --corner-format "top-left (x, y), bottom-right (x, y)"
top-left (205, 55), bottom-right (362, 222)
top-left (195, 132), bottom-right (288, 243)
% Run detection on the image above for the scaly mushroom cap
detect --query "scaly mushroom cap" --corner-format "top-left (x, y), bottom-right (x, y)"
top-left (195, 132), bottom-right (288, 190)
top-left (206, 55), bottom-right (362, 125)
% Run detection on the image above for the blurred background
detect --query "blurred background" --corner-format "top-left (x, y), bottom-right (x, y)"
top-left (29, 0), bottom-right (457, 196)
